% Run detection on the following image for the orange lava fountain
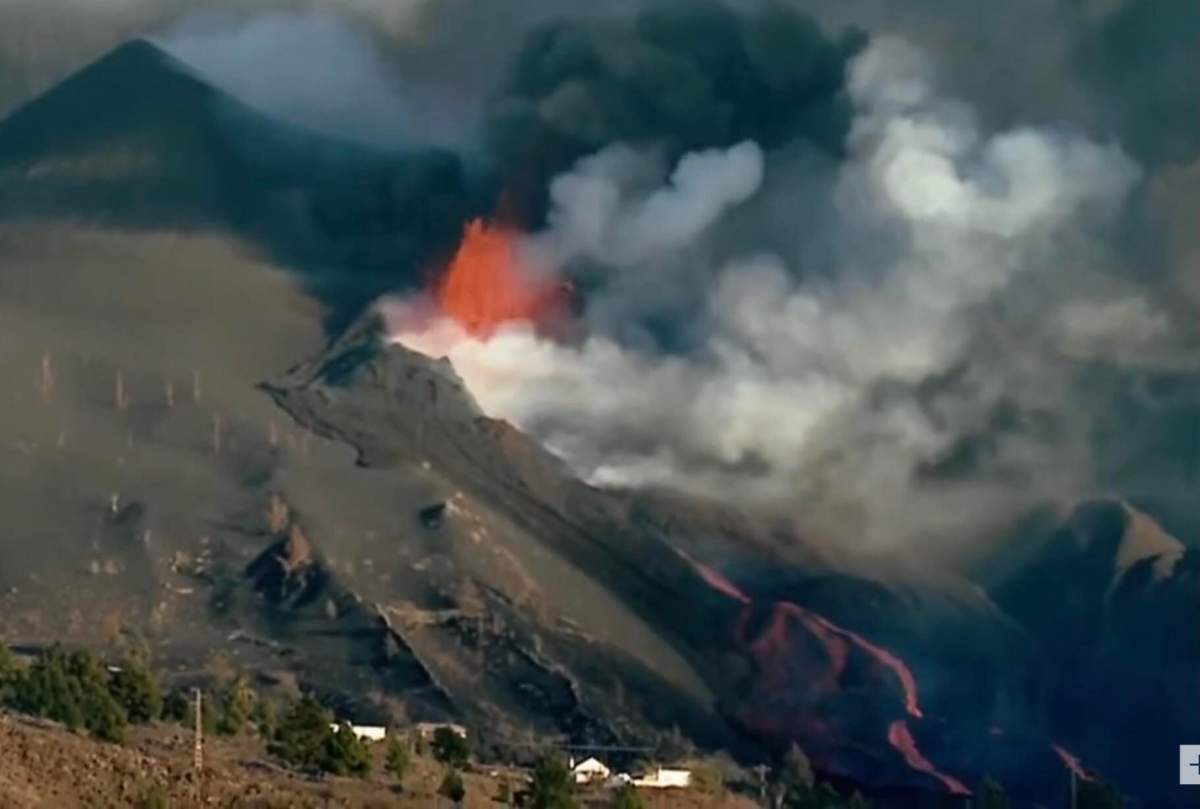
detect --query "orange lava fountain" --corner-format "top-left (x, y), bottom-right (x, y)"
top-left (435, 218), bottom-right (564, 338)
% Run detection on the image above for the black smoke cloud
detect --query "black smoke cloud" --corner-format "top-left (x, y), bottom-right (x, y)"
top-left (483, 2), bottom-right (865, 224)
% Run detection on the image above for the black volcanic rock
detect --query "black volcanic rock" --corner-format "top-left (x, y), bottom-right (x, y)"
top-left (246, 524), bottom-right (328, 609)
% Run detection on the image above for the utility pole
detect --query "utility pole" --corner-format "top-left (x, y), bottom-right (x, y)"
top-left (40, 352), bottom-right (53, 401)
top-left (193, 688), bottom-right (204, 804)
top-left (753, 764), bottom-right (769, 807)
top-left (1069, 766), bottom-right (1077, 809)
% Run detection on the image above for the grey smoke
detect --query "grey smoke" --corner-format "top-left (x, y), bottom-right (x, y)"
top-left (386, 35), bottom-right (1148, 557)
top-left (482, 1), bottom-right (865, 223)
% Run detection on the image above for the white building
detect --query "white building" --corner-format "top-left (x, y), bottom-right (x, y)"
top-left (330, 722), bottom-right (387, 742)
top-left (570, 757), bottom-right (611, 784)
top-left (633, 767), bottom-right (692, 788)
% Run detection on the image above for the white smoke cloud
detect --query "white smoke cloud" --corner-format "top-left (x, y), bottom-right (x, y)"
top-left (386, 37), bottom-right (1142, 552)
top-left (531, 141), bottom-right (765, 269)
top-left (1055, 296), bottom-right (1173, 359)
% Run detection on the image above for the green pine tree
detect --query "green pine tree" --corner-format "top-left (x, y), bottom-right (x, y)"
top-left (273, 695), bottom-right (332, 770)
top-left (322, 722), bottom-right (371, 777)
top-left (108, 654), bottom-right (162, 723)
top-left (161, 688), bottom-right (190, 724)
top-left (528, 756), bottom-right (576, 809)
top-left (216, 675), bottom-right (254, 735)
top-left (431, 726), bottom-right (470, 768)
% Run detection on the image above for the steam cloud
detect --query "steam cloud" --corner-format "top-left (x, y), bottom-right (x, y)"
top-left (386, 34), bottom-right (1154, 554)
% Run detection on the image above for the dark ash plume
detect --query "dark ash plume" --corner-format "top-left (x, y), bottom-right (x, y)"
top-left (483, 1), bottom-right (866, 223)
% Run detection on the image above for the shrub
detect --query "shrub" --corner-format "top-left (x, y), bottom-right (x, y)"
top-left (0, 640), bottom-right (16, 681)
top-left (438, 769), bottom-right (466, 805)
top-left (613, 784), bottom-right (644, 809)
top-left (689, 760), bottom-right (724, 795)
top-left (0, 641), bottom-right (20, 705)
top-left (138, 783), bottom-right (171, 809)
top-left (384, 737), bottom-right (410, 780)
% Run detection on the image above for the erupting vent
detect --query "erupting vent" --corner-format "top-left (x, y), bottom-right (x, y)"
top-left (434, 218), bottom-right (563, 337)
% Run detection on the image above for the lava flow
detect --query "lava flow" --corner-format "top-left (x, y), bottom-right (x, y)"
top-left (676, 548), bottom-right (968, 796)
top-left (888, 720), bottom-right (971, 796)
top-left (1051, 744), bottom-right (1094, 783)
top-left (434, 218), bottom-right (564, 338)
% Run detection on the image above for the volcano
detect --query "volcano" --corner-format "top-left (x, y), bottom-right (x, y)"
top-left (0, 36), bottom-right (1196, 809)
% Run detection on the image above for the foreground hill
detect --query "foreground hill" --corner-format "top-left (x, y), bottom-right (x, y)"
top-left (0, 710), bottom-right (755, 808)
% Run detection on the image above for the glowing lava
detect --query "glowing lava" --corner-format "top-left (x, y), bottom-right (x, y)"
top-left (807, 612), bottom-right (922, 719)
top-left (1052, 744), bottom-right (1094, 783)
top-left (677, 548), bottom-right (752, 605)
top-left (676, 548), bottom-right (967, 795)
top-left (434, 218), bottom-right (563, 338)
top-left (888, 720), bottom-right (972, 796)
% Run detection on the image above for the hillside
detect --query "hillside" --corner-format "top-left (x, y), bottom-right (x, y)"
top-left (0, 39), bottom-right (472, 310)
top-left (0, 710), bottom-right (755, 808)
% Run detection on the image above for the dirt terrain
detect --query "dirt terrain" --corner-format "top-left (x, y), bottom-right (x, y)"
top-left (0, 710), bottom-right (756, 808)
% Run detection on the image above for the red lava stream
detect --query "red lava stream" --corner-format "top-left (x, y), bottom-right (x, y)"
top-left (676, 548), bottom-right (969, 796)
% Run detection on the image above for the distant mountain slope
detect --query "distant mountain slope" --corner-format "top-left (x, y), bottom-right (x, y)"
top-left (0, 40), bottom-right (364, 223)
top-left (988, 499), bottom-right (1200, 803)
top-left (0, 39), bottom-right (473, 320)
